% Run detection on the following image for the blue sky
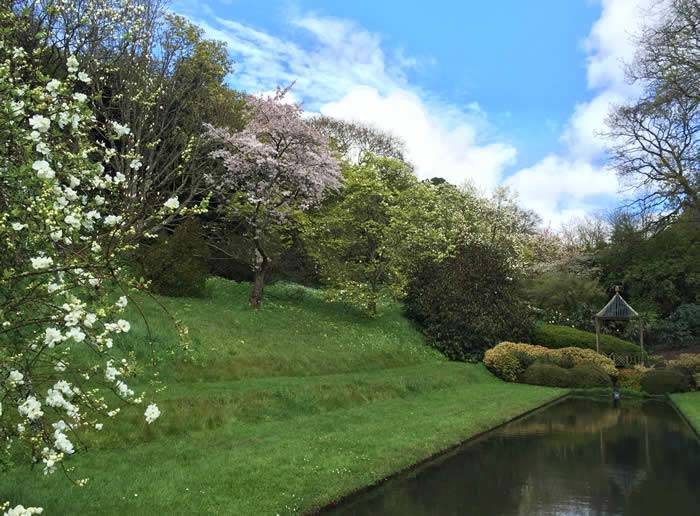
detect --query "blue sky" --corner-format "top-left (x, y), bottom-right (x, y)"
top-left (173, 0), bottom-right (656, 226)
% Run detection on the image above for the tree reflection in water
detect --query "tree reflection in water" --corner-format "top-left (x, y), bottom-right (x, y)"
top-left (323, 398), bottom-right (700, 516)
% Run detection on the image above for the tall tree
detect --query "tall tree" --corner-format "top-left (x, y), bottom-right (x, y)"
top-left (206, 90), bottom-right (341, 308)
top-left (310, 116), bottom-right (406, 163)
top-left (606, 0), bottom-right (700, 228)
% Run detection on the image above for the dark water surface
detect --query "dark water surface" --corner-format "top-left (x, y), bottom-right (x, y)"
top-left (323, 398), bottom-right (700, 516)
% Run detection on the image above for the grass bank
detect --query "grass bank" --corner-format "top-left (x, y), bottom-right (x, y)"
top-left (1, 278), bottom-right (563, 514)
top-left (670, 392), bottom-right (700, 435)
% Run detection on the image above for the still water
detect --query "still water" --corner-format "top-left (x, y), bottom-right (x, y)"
top-left (323, 398), bottom-right (700, 516)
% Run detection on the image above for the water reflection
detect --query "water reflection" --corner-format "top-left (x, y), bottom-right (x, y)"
top-left (323, 398), bottom-right (700, 516)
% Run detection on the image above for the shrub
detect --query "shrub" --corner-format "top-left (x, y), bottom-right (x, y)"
top-left (618, 369), bottom-right (643, 391)
top-left (484, 342), bottom-right (617, 382)
top-left (533, 324), bottom-right (642, 364)
top-left (521, 363), bottom-right (571, 387)
top-left (640, 369), bottom-right (692, 394)
top-left (569, 363), bottom-right (613, 388)
top-left (668, 353), bottom-right (700, 375)
top-left (405, 241), bottom-right (532, 361)
top-left (139, 219), bottom-right (209, 297)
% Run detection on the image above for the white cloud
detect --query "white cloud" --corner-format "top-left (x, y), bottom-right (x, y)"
top-left (183, 8), bottom-right (517, 190)
top-left (322, 86), bottom-right (516, 189)
top-left (510, 0), bottom-right (659, 227)
top-left (505, 156), bottom-right (618, 227)
top-left (179, 1), bottom-right (661, 226)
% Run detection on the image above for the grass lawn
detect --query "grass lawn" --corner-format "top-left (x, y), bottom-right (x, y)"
top-left (1, 278), bottom-right (563, 514)
top-left (671, 392), bottom-right (700, 434)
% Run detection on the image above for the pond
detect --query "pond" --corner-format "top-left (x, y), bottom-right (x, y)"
top-left (322, 398), bottom-right (700, 516)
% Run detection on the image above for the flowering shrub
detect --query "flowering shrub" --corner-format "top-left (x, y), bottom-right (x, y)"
top-left (0, 12), bottom-right (189, 509)
top-left (484, 342), bottom-right (618, 382)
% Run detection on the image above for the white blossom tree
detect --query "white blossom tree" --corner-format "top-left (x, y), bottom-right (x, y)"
top-left (0, 8), bottom-right (198, 513)
top-left (205, 89), bottom-right (341, 308)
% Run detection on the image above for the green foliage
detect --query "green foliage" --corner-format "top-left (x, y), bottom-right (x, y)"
top-left (405, 240), bottom-right (532, 361)
top-left (533, 323), bottom-right (641, 359)
top-left (640, 369), bottom-right (692, 394)
top-left (304, 157), bottom-right (410, 315)
top-left (523, 271), bottom-right (606, 331)
top-left (597, 209), bottom-right (700, 318)
top-left (569, 363), bottom-right (613, 388)
top-left (651, 304), bottom-right (700, 349)
top-left (521, 362), bottom-right (571, 387)
top-left (139, 219), bottom-right (209, 297)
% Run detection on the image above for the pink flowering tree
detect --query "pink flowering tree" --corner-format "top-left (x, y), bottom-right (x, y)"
top-left (205, 89), bottom-right (341, 308)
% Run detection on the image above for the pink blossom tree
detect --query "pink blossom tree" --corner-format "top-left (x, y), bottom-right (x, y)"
top-left (206, 89), bottom-right (341, 308)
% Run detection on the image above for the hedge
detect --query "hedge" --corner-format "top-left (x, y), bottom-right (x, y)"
top-left (533, 324), bottom-right (641, 360)
top-left (521, 363), bottom-right (571, 387)
top-left (483, 341), bottom-right (618, 383)
top-left (640, 369), bottom-right (692, 394)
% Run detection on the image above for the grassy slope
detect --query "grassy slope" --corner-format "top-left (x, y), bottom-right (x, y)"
top-left (1, 278), bottom-right (562, 514)
top-left (671, 392), bottom-right (700, 434)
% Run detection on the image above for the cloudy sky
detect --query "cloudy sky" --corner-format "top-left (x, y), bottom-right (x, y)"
top-left (173, 0), bottom-right (658, 226)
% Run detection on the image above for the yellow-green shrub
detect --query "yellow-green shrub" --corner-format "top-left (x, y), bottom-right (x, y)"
top-left (484, 341), bottom-right (617, 382)
top-left (668, 353), bottom-right (700, 374)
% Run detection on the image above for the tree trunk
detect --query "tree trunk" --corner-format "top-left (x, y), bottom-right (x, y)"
top-left (250, 248), bottom-right (268, 309)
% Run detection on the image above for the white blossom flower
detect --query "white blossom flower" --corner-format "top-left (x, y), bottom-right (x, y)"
top-left (104, 215), bottom-right (122, 226)
top-left (9, 370), bottom-right (24, 385)
top-left (129, 159), bottom-right (142, 170)
top-left (67, 55), bottom-right (79, 73)
top-left (46, 79), bottom-right (61, 94)
top-left (116, 296), bottom-right (128, 309)
top-left (95, 195), bottom-right (105, 206)
top-left (111, 121), bottom-right (130, 137)
top-left (105, 364), bottom-right (120, 381)
top-left (164, 196), bottom-right (180, 210)
top-left (53, 429), bottom-right (75, 454)
top-left (36, 141), bottom-right (50, 155)
top-left (144, 403), bottom-right (160, 424)
top-left (30, 255), bottom-right (53, 269)
top-left (116, 319), bottom-right (130, 333)
top-left (32, 160), bottom-right (55, 179)
top-left (18, 396), bottom-right (43, 420)
top-left (95, 423), bottom-right (103, 431)
top-left (73, 92), bottom-right (87, 103)
top-left (11, 222), bottom-right (26, 231)
top-left (83, 313), bottom-right (97, 327)
top-left (50, 229), bottom-right (63, 241)
top-left (64, 214), bottom-right (81, 229)
top-left (29, 114), bottom-right (50, 132)
top-left (77, 71), bottom-right (91, 84)
top-left (4, 504), bottom-right (44, 516)
top-left (44, 327), bottom-right (63, 348)
top-left (66, 327), bottom-right (86, 343)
